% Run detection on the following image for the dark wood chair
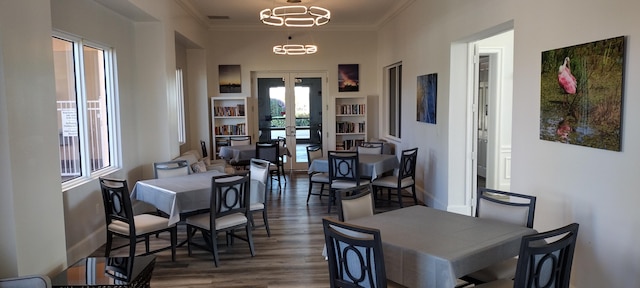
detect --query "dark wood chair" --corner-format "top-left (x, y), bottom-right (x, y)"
top-left (371, 147), bottom-right (418, 207)
top-left (256, 142), bottom-right (282, 192)
top-left (336, 183), bottom-right (375, 221)
top-left (327, 151), bottom-right (369, 213)
top-left (322, 217), bottom-right (387, 288)
top-left (99, 178), bottom-right (177, 261)
top-left (153, 160), bottom-right (190, 179)
top-left (475, 223), bottom-right (579, 288)
top-left (249, 158), bottom-right (271, 236)
top-left (185, 173), bottom-right (255, 267)
top-left (306, 145), bottom-right (329, 204)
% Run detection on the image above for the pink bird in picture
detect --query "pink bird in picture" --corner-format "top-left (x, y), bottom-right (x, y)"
top-left (558, 57), bottom-right (577, 94)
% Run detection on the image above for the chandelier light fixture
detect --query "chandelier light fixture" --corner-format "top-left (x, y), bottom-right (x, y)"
top-left (260, 5), bottom-right (330, 27)
top-left (273, 44), bottom-right (317, 55)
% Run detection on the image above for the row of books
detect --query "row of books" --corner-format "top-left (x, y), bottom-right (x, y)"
top-left (335, 139), bottom-right (365, 150)
top-left (214, 123), bottom-right (246, 135)
top-left (213, 104), bottom-right (245, 117)
top-left (336, 121), bottom-right (365, 133)
top-left (337, 104), bottom-right (366, 115)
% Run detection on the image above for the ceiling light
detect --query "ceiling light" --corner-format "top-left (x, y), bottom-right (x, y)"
top-left (273, 44), bottom-right (317, 55)
top-left (260, 6), bottom-right (330, 27)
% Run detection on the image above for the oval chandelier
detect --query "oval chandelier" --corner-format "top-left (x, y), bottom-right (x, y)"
top-left (260, 5), bottom-right (330, 27)
top-left (273, 44), bottom-right (317, 55)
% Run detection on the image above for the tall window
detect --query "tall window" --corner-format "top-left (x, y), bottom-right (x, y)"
top-left (176, 69), bottom-right (186, 144)
top-left (386, 62), bottom-right (402, 138)
top-left (52, 33), bottom-right (119, 185)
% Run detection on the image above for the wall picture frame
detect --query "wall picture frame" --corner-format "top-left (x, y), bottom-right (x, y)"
top-left (417, 73), bottom-right (437, 124)
top-left (219, 64), bottom-right (241, 93)
top-left (338, 64), bottom-right (359, 92)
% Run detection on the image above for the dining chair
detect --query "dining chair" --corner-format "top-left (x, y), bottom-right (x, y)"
top-left (462, 188), bottom-right (537, 284)
top-left (475, 223), bottom-right (579, 288)
top-left (0, 275), bottom-right (51, 288)
top-left (357, 141), bottom-right (384, 155)
top-left (306, 145), bottom-right (330, 204)
top-left (322, 217), bottom-right (387, 288)
top-left (185, 173), bottom-right (255, 267)
top-left (371, 147), bottom-right (418, 207)
top-left (230, 136), bottom-right (251, 146)
top-left (336, 183), bottom-right (375, 221)
top-left (99, 178), bottom-right (177, 261)
top-left (327, 150), bottom-right (369, 213)
top-left (276, 136), bottom-right (287, 178)
top-left (153, 160), bottom-right (190, 178)
top-left (256, 142), bottom-right (282, 192)
top-left (249, 158), bottom-right (271, 236)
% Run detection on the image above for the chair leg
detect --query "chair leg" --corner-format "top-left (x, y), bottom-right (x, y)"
top-left (105, 232), bottom-right (113, 257)
top-left (328, 190), bottom-right (335, 213)
top-left (186, 226), bottom-right (194, 256)
top-left (211, 230), bottom-right (220, 267)
top-left (170, 227), bottom-right (177, 262)
top-left (306, 181), bottom-right (313, 204)
top-left (411, 185), bottom-right (418, 205)
top-left (129, 235), bottom-right (137, 259)
top-left (145, 235), bottom-right (151, 253)
top-left (263, 210), bottom-right (271, 237)
top-left (397, 187), bottom-right (404, 208)
top-left (246, 225), bottom-right (256, 257)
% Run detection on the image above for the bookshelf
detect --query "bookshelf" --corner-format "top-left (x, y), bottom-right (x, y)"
top-left (334, 96), bottom-right (367, 150)
top-left (211, 96), bottom-right (252, 158)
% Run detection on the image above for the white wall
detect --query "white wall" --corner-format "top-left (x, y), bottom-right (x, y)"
top-left (377, 0), bottom-right (640, 286)
top-left (0, 0), bottom-right (67, 276)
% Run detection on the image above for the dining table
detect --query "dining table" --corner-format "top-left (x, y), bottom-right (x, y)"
top-left (218, 144), bottom-right (289, 164)
top-left (308, 153), bottom-right (399, 180)
top-left (345, 205), bottom-right (537, 288)
top-left (130, 170), bottom-right (225, 226)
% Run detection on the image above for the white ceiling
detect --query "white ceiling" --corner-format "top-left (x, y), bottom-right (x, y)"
top-left (176, 0), bottom-right (415, 30)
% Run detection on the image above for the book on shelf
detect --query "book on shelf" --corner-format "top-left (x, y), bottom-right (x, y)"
top-left (213, 104), bottom-right (246, 117)
top-left (337, 104), bottom-right (366, 115)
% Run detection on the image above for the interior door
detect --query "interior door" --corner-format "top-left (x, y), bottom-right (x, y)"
top-left (255, 72), bottom-right (325, 171)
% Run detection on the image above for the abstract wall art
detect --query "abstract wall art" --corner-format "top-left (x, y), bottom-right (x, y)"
top-left (417, 73), bottom-right (437, 124)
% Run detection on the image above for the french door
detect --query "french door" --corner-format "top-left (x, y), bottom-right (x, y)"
top-left (254, 72), bottom-right (326, 171)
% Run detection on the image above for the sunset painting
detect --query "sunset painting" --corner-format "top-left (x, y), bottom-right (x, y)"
top-left (219, 65), bottom-right (241, 93)
top-left (338, 64), bottom-right (359, 92)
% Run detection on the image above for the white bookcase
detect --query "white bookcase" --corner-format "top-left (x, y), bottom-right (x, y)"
top-left (210, 96), bottom-right (253, 158)
top-left (333, 96), bottom-right (367, 150)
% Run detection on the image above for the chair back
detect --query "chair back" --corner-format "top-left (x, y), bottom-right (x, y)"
top-left (337, 184), bottom-right (375, 221)
top-left (476, 188), bottom-right (537, 228)
top-left (276, 136), bottom-right (287, 150)
top-left (513, 223), bottom-right (579, 288)
top-left (256, 142), bottom-right (279, 165)
top-left (153, 160), bottom-right (190, 179)
top-left (210, 173), bottom-right (251, 229)
top-left (249, 158), bottom-right (270, 205)
top-left (357, 142), bottom-right (384, 155)
top-left (322, 217), bottom-right (387, 288)
top-left (99, 178), bottom-right (135, 236)
top-left (200, 140), bottom-right (208, 158)
top-left (328, 151), bottom-right (361, 184)
top-left (398, 147), bottom-right (418, 182)
top-left (230, 136), bottom-right (251, 146)
top-left (306, 145), bottom-right (323, 168)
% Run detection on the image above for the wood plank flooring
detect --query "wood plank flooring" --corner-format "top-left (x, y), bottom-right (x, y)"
top-left (91, 173), bottom-right (416, 287)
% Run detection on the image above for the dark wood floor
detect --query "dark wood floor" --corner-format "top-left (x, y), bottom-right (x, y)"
top-left (92, 173), bottom-right (416, 287)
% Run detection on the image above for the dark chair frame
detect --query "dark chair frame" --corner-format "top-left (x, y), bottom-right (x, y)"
top-left (328, 150), bottom-right (365, 213)
top-left (372, 147), bottom-right (418, 207)
top-left (306, 145), bottom-right (329, 204)
top-left (357, 141), bottom-right (385, 154)
top-left (153, 159), bottom-right (190, 179)
top-left (322, 217), bottom-right (387, 288)
top-left (476, 188), bottom-right (537, 228)
top-left (248, 158), bottom-right (271, 236)
top-left (186, 173), bottom-right (255, 267)
top-left (99, 178), bottom-right (177, 261)
top-left (336, 183), bottom-right (375, 221)
top-left (256, 141), bottom-right (282, 192)
top-left (275, 136), bottom-right (287, 179)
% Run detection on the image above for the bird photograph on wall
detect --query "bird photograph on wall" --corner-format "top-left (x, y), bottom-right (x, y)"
top-left (539, 36), bottom-right (625, 151)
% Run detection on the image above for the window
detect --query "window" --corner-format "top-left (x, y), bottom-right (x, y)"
top-left (176, 69), bottom-right (186, 144)
top-left (52, 33), bottom-right (119, 186)
top-left (385, 62), bottom-right (402, 138)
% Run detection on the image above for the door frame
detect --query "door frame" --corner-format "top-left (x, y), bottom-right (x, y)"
top-left (252, 71), bottom-right (328, 171)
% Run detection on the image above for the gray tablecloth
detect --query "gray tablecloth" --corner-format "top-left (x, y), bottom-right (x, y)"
top-left (348, 206), bottom-right (537, 288)
top-left (308, 154), bottom-right (399, 180)
top-left (218, 144), bottom-right (289, 163)
top-left (131, 170), bottom-right (225, 225)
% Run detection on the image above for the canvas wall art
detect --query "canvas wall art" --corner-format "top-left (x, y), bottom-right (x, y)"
top-left (539, 36), bottom-right (625, 151)
top-left (417, 73), bottom-right (437, 124)
top-left (338, 64), bottom-right (359, 92)
top-left (219, 65), bottom-right (241, 93)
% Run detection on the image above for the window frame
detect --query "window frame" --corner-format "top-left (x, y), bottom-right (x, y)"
top-left (176, 68), bottom-right (186, 144)
top-left (53, 31), bottom-right (121, 191)
top-left (384, 62), bottom-right (402, 139)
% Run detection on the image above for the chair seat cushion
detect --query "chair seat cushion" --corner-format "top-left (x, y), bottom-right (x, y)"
top-left (108, 214), bottom-right (172, 235)
top-left (465, 257), bottom-right (518, 283)
top-left (250, 203), bottom-right (264, 211)
top-left (371, 176), bottom-right (414, 188)
top-left (186, 212), bottom-right (247, 230)
top-left (475, 279), bottom-right (514, 288)
top-left (331, 179), bottom-right (370, 190)
top-left (310, 173), bottom-right (330, 183)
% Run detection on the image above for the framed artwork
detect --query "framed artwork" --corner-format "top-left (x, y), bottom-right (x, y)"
top-left (338, 64), bottom-right (359, 92)
top-left (219, 65), bottom-right (241, 93)
top-left (540, 36), bottom-right (625, 151)
top-left (417, 73), bottom-right (437, 124)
